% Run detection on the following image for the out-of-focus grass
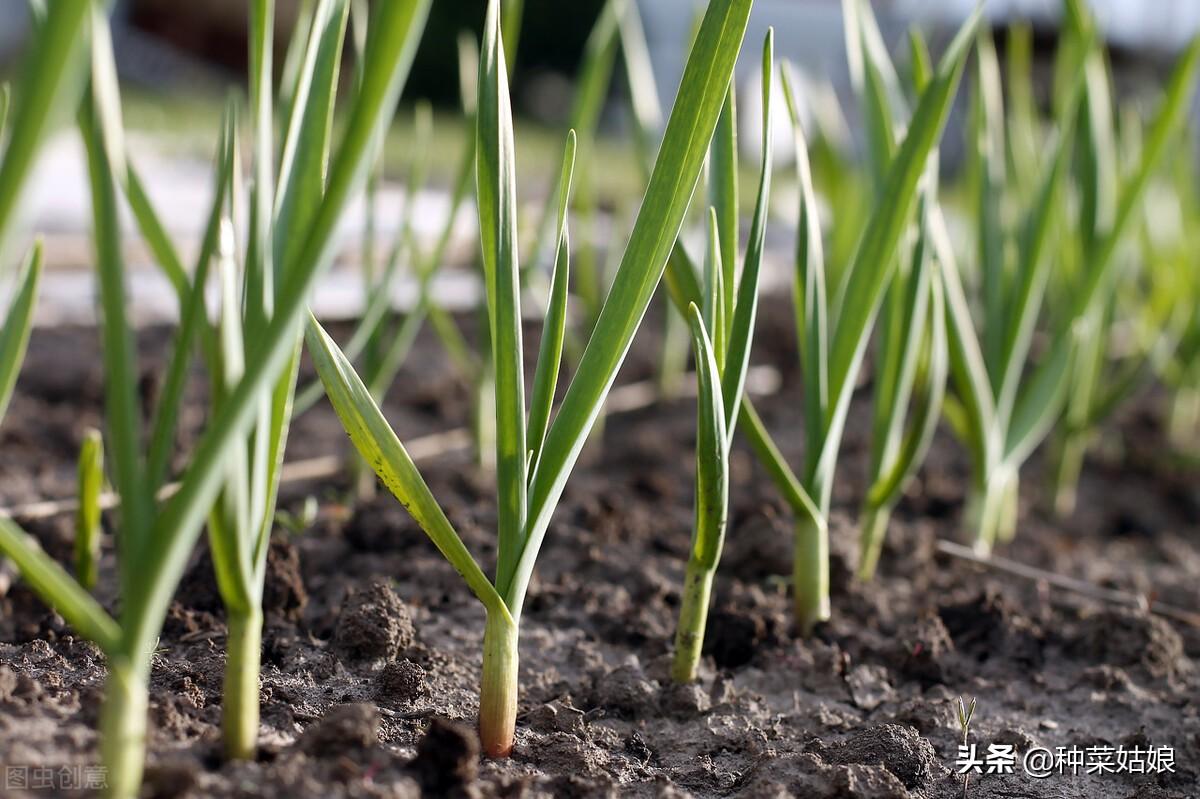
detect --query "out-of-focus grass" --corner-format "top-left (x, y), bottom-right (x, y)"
top-left (121, 87), bottom-right (644, 205)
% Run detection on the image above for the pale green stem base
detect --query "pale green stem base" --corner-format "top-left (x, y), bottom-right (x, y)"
top-left (968, 469), bottom-right (1018, 556)
top-left (856, 504), bottom-right (892, 582)
top-left (222, 609), bottom-right (263, 760)
top-left (1051, 433), bottom-right (1087, 519)
top-left (99, 660), bottom-right (148, 799)
top-left (794, 515), bottom-right (830, 636)
top-left (671, 563), bottom-right (715, 683)
top-left (996, 472), bottom-right (1019, 543)
top-left (479, 612), bottom-right (518, 758)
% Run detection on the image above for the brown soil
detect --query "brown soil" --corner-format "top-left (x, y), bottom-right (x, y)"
top-left (0, 297), bottom-right (1197, 798)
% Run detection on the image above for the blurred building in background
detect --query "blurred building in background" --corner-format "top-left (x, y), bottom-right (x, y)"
top-left (0, 0), bottom-right (605, 109)
top-left (1, 0), bottom-right (1197, 166)
top-left (638, 0), bottom-right (1200, 166)
top-left (3, 0), bottom-right (1197, 130)
top-left (899, 0), bottom-right (1200, 53)
top-left (640, 0), bottom-right (1200, 100)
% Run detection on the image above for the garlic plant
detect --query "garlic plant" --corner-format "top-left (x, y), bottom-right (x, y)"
top-left (307, 0), bottom-right (753, 755)
top-left (672, 30), bottom-right (774, 684)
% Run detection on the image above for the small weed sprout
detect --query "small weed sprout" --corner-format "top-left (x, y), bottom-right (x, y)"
top-left (275, 496), bottom-right (320, 535)
top-left (75, 428), bottom-right (104, 591)
top-left (956, 695), bottom-right (977, 797)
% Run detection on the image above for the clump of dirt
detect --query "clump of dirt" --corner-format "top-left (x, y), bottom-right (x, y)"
top-left (890, 612), bottom-right (955, 686)
top-left (333, 581), bottom-right (415, 661)
top-left (410, 718), bottom-right (479, 796)
top-left (376, 659), bottom-right (427, 705)
top-left (589, 663), bottom-right (658, 718)
top-left (820, 723), bottom-right (944, 789)
top-left (262, 538), bottom-right (308, 620)
top-left (742, 752), bottom-right (912, 799)
top-left (1069, 608), bottom-right (1187, 680)
top-left (939, 587), bottom-right (1044, 668)
top-left (703, 605), bottom-right (771, 669)
top-left (299, 702), bottom-right (380, 754)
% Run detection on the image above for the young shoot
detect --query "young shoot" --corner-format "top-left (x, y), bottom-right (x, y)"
top-left (956, 695), bottom-right (977, 797)
top-left (840, 6), bottom-right (948, 581)
top-left (0, 243), bottom-right (42, 425)
top-left (773, 9), bottom-right (977, 631)
top-left (75, 428), bottom-right (105, 591)
top-left (307, 0), bottom-right (753, 756)
top-left (0, 1), bottom-right (91, 262)
top-left (672, 31), bottom-right (774, 684)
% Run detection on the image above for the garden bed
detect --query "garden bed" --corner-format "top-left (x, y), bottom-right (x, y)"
top-left (1, 297), bottom-right (1196, 798)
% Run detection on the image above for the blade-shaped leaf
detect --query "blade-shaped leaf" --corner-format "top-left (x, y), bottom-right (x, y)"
top-left (0, 0), bottom-right (89, 262)
top-left (975, 28), bottom-right (1008, 387)
top-left (710, 84), bottom-right (738, 331)
top-left (1005, 23), bottom-right (1039, 197)
top-left (478, 0), bottom-right (527, 598)
top-left (305, 316), bottom-right (510, 619)
top-left (721, 30), bottom-right (774, 433)
top-left (245, 0), bottom-right (277, 336)
top-left (502, 0), bottom-right (524, 70)
top-left (992, 49), bottom-right (1089, 426)
top-left (908, 27), bottom-right (932, 96)
top-left (0, 242), bottom-right (42, 422)
top-left (1073, 36), bottom-right (1200, 322)
top-left (932, 203), bottom-right (995, 474)
top-left (145, 109), bottom-right (237, 490)
top-left (1003, 332), bottom-right (1073, 467)
top-left (527, 131), bottom-right (577, 481)
top-left (75, 428), bottom-right (104, 591)
top-left (687, 303), bottom-right (729, 570)
top-left (0, 517), bottom-right (122, 655)
top-left (781, 63), bottom-right (829, 480)
top-left (867, 241), bottom-right (948, 508)
top-left (208, 216), bottom-right (257, 615)
top-left (701, 208), bottom-right (726, 362)
top-left (124, 164), bottom-right (190, 307)
top-left (274, 0), bottom-right (350, 273)
top-left (279, 0), bottom-right (318, 124)
top-left (869, 195), bottom-right (934, 479)
top-left (80, 84), bottom-right (153, 575)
